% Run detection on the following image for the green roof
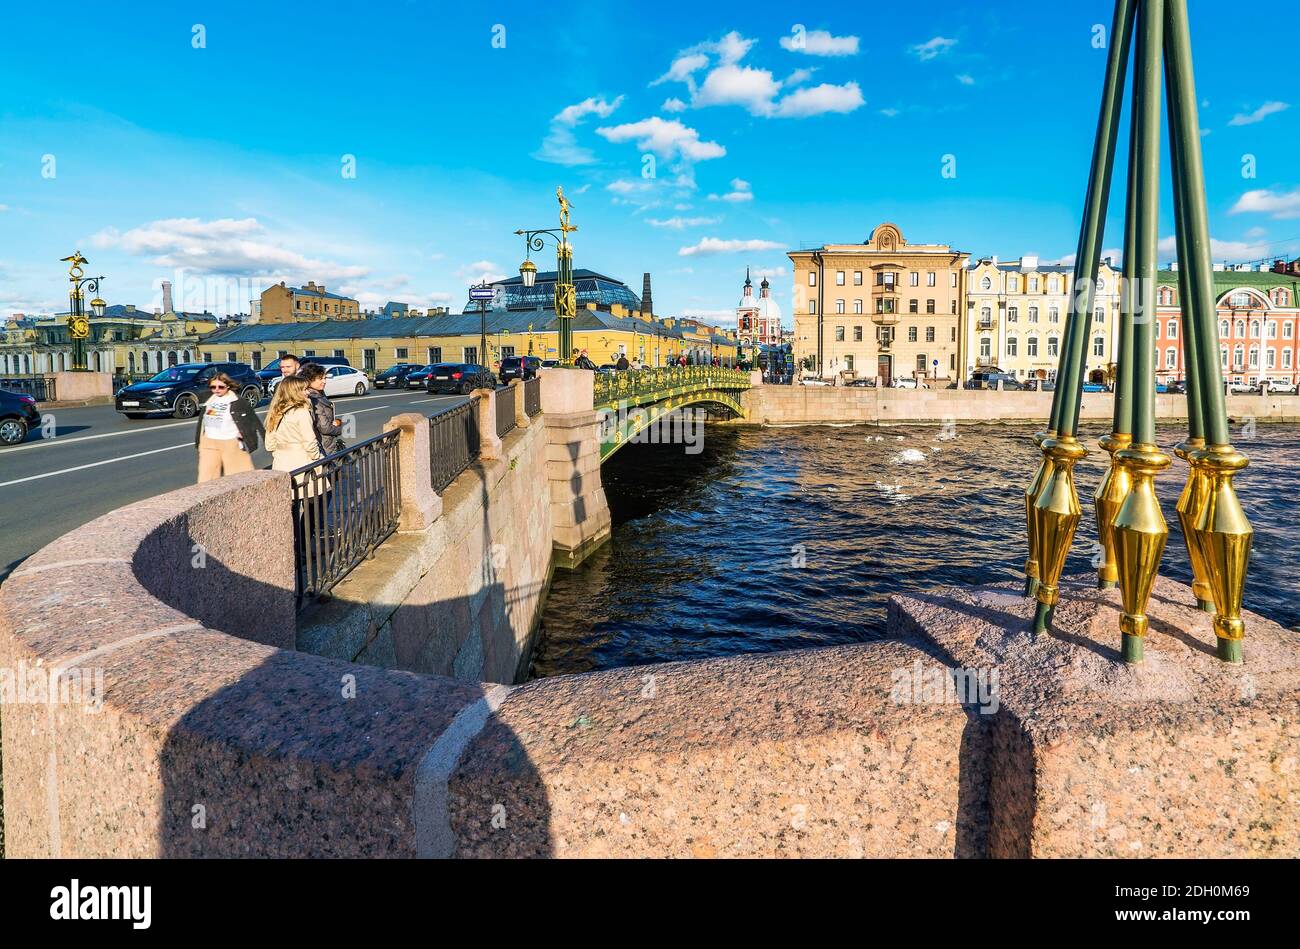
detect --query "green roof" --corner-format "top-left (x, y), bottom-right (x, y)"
top-left (1158, 268), bottom-right (1300, 300)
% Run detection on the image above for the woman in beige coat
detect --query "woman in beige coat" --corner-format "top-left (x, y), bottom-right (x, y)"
top-left (265, 376), bottom-right (325, 496)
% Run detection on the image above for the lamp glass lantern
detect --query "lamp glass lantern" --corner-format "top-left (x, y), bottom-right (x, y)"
top-left (90, 297), bottom-right (106, 318)
top-left (519, 259), bottom-right (538, 289)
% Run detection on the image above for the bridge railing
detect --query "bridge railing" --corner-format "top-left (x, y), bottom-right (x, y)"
top-left (496, 383), bottom-right (517, 439)
top-left (291, 429), bottom-right (402, 607)
top-left (1, 375), bottom-right (57, 402)
top-left (593, 366), bottom-right (752, 407)
top-left (429, 400), bottom-right (480, 494)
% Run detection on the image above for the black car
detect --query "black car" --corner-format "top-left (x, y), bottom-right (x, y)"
top-left (115, 362), bottom-right (262, 419)
top-left (426, 363), bottom-right (496, 395)
top-left (499, 355), bottom-right (542, 382)
top-left (405, 365), bottom-right (437, 388)
top-left (373, 363), bottom-right (422, 388)
top-left (256, 355), bottom-right (351, 391)
top-left (965, 370), bottom-right (1024, 391)
top-left (0, 388), bottom-right (41, 446)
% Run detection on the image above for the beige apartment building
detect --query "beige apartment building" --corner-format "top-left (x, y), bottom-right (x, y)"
top-left (964, 256), bottom-right (1122, 383)
top-left (789, 223), bottom-right (969, 384)
top-left (259, 281), bottom-right (360, 323)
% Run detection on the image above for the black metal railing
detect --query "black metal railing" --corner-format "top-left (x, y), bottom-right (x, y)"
top-left (0, 376), bottom-right (56, 401)
top-left (429, 401), bottom-right (479, 494)
top-left (524, 377), bottom-right (541, 417)
top-left (292, 429), bottom-right (402, 607)
top-left (496, 384), bottom-right (517, 439)
top-left (113, 372), bottom-right (154, 390)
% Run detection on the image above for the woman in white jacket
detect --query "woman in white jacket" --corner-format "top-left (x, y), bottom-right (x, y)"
top-left (264, 376), bottom-right (324, 495)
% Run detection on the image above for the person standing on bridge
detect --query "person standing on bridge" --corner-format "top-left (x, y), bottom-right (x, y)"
top-left (265, 376), bottom-right (323, 482)
top-left (195, 371), bottom-right (263, 483)
top-left (615, 353), bottom-right (630, 371)
top-left (574, 349), bottom-right (597, 371)
top-left (299, 363), bottom-right (345, 456)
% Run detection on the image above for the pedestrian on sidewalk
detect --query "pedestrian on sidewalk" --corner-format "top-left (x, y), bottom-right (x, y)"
top-left (615, 353), bottom-right (630, 371)
top-left (265, 376), bottom-right (324, 486)
top-left (195, 371), bottom-right (263, 483)
top-left (299, 363), bottom-right (346, 456)
top-left (574, 349), bottom-right (597, 370)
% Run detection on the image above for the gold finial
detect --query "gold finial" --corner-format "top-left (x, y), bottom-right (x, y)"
top-left (61, 250), bottom-right (88, 279)
top-left (557, 186), bottom-right (576, 235)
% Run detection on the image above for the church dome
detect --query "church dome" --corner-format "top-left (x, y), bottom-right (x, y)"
top-left (755, 295), bottom-right (782, 322)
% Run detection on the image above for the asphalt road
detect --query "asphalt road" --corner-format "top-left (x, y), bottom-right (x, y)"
top-left (0, 387), bottom-right (465, 580)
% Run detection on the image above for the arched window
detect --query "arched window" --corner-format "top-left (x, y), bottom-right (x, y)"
top-left (1220, 346), bottom-right (1228, 368)
top-left (1046, 335), bottom-right (1058, 357)
top-left (1220, 319), bottom-right (1229, 338)
top-left (1006, 337), bottom-right (1018, 357)
top-left (1251, 320), bottom-right (1260, 338)
top-left (1233, 345), bottom-right (1244, 369)
top-left (1049, 307), bottom-right (1060, 323)
top-left (979, 336), bottom-right (991, 358)
top-left (1166, 347), bottom-right (1177, 369)
top-left (1168, 321), bottom-right (1178, 339)
top-left (128, 352), bottom-right (136, 372)
top-left (980, 276), bottom-right (992, 291)
top-left (1236, 320), bottom-right (1246, 337)
top-left (1093, 336), bottom-right (1105, 357)
top-left (1249, 345), bottom-right (1259, 368)
top-left (1028, 335), bottom-right (1040, 357)
top-left (1049, 277), bottom-right (1061, 293)
top-left (1029, 306), bottom-right (1039, 323)
top-left (981, 306), bottom-right (992, 323)
top-left (1267, 321), bottom-right (1277, 338)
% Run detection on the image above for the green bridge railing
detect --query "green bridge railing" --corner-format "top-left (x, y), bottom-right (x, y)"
top-left (593, 366), bottom-right (752, 410)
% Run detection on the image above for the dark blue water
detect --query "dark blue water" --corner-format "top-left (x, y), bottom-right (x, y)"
top-left (531, 422), bottom-right (1299, 678)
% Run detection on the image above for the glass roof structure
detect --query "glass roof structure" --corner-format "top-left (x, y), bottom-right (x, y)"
top-left (462, 269), bottom-right (641, 314)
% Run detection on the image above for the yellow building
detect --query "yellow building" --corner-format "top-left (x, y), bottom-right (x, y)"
top-left (259, 281), bottom-right (360, 323)
top-left (196, 302), bottom-right (738, 374)
top-left (964, 256), bottom-right (1122, 383)
top-left (789, 223), bottom-right (969, 384)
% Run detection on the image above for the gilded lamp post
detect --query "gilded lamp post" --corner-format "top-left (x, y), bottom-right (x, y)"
top-left (516, 187), bottom-right (578, 365)
top-left (61, 251), bottom-right (106, 372)
top-left (1024, 0), bottom-right (1253, 665)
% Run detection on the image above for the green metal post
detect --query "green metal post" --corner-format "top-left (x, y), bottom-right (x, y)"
top-left (1130, 0), bottom-right (1162, 449)
top-left (1058, 0), bottom-right (1139, 437)
top-left (1114, 76), bottom-right (1140, 438)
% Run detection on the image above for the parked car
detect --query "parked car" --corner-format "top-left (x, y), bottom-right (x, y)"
top-left (0, 388), bottom-right (41, 446)
top-left (1082, 381), bottom-right (1107, 393)
top-left (256, 355), bottom-right (351, 391)
top-left (799, 376), bottom-right (832, 386)
top-left (1022, 379), bottom-right (1056, 392)
top-left (597, 364), bottom-right (618, 374)
top-left (406, 365), bottom-right (437, 388)
top-left (116, 362), bottom-right (262, 419)
top-left (373, 363), bottom-right (422, 389)
top-left (541, 359), bottom-right (560, 368)
top-left (892, 377), bottom-right (929, 390)
top-left (966, 371), bottom-right (1024, 391)
top-left (1166, 379), bottom-right (1187, 394)
top-left (1225, 380), bottom-right (1254, 395)
top-left (499, 355), bottom-right (542, 382)
top-left (267, 363), bottom-right (370, 398)
top-left (426, 363), bottom-right (496, 395)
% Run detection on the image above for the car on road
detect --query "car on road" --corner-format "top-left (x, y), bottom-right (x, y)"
top-left (256, 355), bottom-right (351, 391)
top-left (1022, 379), bottom-right (1056, 392)
top-left (425, 363), bottom-right (496, 395)
top-left (1082, 381), bottom-right (1107, 393)
top-left (116, 362), bottom-right (262, 419)
top-left (966, 371), bottom-right (1024, 390)
top-left (405, 365), bottom-right (437, 388)
top-left (0, 388), bottom-right (41, 446)
top-left (541, 359), bottom-right (560, 368)
top-left (499, 355), bottom-right (542, 382)
top-left (892, 377), bottom-right (929, 389)
top-left (1225, 380), bottom-right (1255, 395)
top-left (1166, 379), bottom-right (1187, 394)
top-left (267, 363), bottom-right (370, 398)
top-left (799, 377), bottom-right (832, 386)
top-left (373, 363), bottom-right (422, 388)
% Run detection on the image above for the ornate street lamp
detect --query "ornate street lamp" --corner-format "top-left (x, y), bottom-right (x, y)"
top-left (60, 251), bottom-right (105, 372)
top-left (1026, 0), bottom-right (1252, 665)
top-left (516, 187), bottom-right (578, 364)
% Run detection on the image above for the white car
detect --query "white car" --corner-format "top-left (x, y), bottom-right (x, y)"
top-left (267, 365), bottom-right (370, 398)
top-left (892, 377), bottom-right (929, 389)
top-left (799, 377), bottom-right (831, 386)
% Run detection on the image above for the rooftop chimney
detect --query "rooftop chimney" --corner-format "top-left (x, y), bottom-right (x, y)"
top-left (161, 280), bottom-right (173, 314)
top-left (641, 273), bottom-right (653, 315)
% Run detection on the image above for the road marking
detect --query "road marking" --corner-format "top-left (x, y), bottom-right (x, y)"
top-left (0, 443), bottom-right (193, 488)
top-left (8, 390), bottom-right (429, 453)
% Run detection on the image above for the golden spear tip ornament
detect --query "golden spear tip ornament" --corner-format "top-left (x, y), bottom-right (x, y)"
top-left (1094, 431), bottom-right (1134, 591)
top-left (1173, 438), bottom-right (1216, 613)
top-left (1023, 429), bottom-right (1055, 598)
top-left (1030, 434), bottom-right (1088, 636)
top-left (1112, 442), bottom-right (1173, 664)
top-left (1190, 443), bottom-right (1252, 664)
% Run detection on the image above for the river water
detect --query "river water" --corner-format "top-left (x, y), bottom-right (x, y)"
top-left (530, 421), bottom-right (1299, 678)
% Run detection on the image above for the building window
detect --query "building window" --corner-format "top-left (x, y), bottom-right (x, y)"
top-left (1049, 307), bottom-right (1060, 323)
top-left (925, 326), bottom-right (935, 342)
top-left (1009, 276), bottom-right (1019, 292)
top-left (1231, 292), bottom-right (1253, 308)
top-left (1248, 345), bottom-right (1259, 368)
top-left (464, 346), bottom-right (478, 364)
top-left (1236, 319), bottom-right (1246, 337)
top-left (836, 271), bottom-right (845, 285)
top-left (835, 326), bottom-right (845, 341)
top-left (1029, 307), bottom-right (1040, 323)
top-left (1007, 337), bottom-right (1018, 357)
top-left (1030, 277), bottom-right (1040, 292)
top-left (1220, 319), bottom-right (1230, 338)
top-left (202, 352), bottom-right (213, 363)
top-left (845, 354), bottom-right (855, 371)
top-left (1093, 336), bottom-right (1104, 357)
top-left (980, 336), bottom-right (991, 358)
top-left (502, 346), bottom-right (516, 358)
top-left (927, 272), bottom-right (936, 287)
top-left (980, 276), bottom-right (992, 290)
top-left (835, 299), bottom-right (846, 314)
top-left (428, 347), bottom-right (442, 363)
top-left (1221, 346), bottom-right (1228, 368)
top-left (302, 350), bottom-right (316, 358)
top-left (1008, 306), bottom-right (1019, 322)
top-left (853, 271), bottom-right (863, 286)
top-left (1233, 345), bottom-right (1244, 368)
top-left (1284, 323), bottom-right (1294, 339)
top-left (1168, 321), bottom-right (1178, 339)
top-left (1251, 320), bottom-right (1261, 338)
top-left (916, 354), bottom-right (928, 374)
top-left (853, 299), bottom-right (863, 314)
top-left (1284, 350), bottom-right (1293, 369)
top-left (853, 326), bottom-right (863, 342)
top-left (909, 299), bottom-right (919, 314)
top-left (1029, 336), bottom-right (1040, 357)
top-left (809, 300), bottom-right (817, 314)
top-left (950, 273), bottom-right (958, 288)
top-left (251, 352), bottom-right (262, 370)
top-left (364, 349), bottom-right (376, 371)
top-left (980, 306), bottom-right (992, 325)
top-left (1267, 321), bottom-right (1277, 339)
top-left (909, 272), bottom-right (919, 287)
top-left (395, 347), bottom-right (409, 360)
top-left (908, 326), bottom-right (918, 343)
top-left (1049, 277), bottom-right (1061, 293)
top-left (1166, 348), bottom-right (1177, 369)
top-left (926, 299), bottom-right (936, 314)
top-left (808, 272), bottom-right (817, 287)
top-left (1094, 308), bottom-right (1104, 323)
top-left (1266, 349), bottom-right (1276, 369)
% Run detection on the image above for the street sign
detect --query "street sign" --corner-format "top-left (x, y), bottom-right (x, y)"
top-left (469, 287), bottom-right (495, 300)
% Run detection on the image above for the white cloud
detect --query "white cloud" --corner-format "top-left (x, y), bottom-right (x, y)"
top-left (780, 30), bottom-right (859, 57)
top-left (910, 36), bottom-right (957, 61)
top-left (661, 97), bottom-right (688, 113)
top-left (596, 117), bottom-right (726, 161)
top-left (1227, 101), bottom-right (1289, 127)
top-left (1244, 226), bottom-right (1268, 239)
top-left (535, 94), bottom-right (624, 166)
top-left (679, 237), bottom-right (783, 257)
top-left (773, 81), bottom-right (864, 118)
top-left (714, 31), bottom-right (756, 65)
top-left (708, 178), bottom-right (754, 203)
top-left (1230, 188), bottom-right (1300, 219)
top-left (90, 217), bottom-right (368, 282)
top-left (0, 204), bottom-right (9, 212)
top-left (1158, 234), bottom-right (1276, 261)
top-left (784, 68), bottom-right (814, 86)
top-left (956, 73), bottom-right (975, 86)
top-left (880, 107), bottom-right (901, 118)
top-left (695, 63), bottom-right (784, 114)
top-left (753, 266), bottom-right (788, 278)
top-left (456, 260), bottom-right (506, 284)
top-left (651, 52), bottom-right (711, 87)
top-left (680, 309), bottom-right (735, 321)
top-left (646, 215), bottom-right (722, 229)
top-left (607, 179), bottom-right (653, 195)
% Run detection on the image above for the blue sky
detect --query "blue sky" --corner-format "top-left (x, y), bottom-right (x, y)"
top-left (1, 0), bottom-right (1297, 324)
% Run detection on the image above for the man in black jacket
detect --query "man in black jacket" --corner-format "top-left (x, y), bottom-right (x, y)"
top-left (299, 364), bottom-right (345, 455)
top-left (574, 349), bottom-right (597, 370)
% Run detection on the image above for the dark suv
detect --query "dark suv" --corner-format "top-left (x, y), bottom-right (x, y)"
top-left (116, 362), bottom-right (262, 419)
top-left (373, 363), bottom-right (421, 389)
top-left (499, 355), bottom-right (541, 382)
top-left (965, 370), bottom-right (1024, 391)
top-left (256, 355), bottom-right (351, 391)
top-left (426, 364), bottom-right (496, 395)
top-left (0, 388), bottom-right (41, 446)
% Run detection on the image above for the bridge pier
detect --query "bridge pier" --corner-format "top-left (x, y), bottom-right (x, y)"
top-left (539, 368), bottom-right (611, 569)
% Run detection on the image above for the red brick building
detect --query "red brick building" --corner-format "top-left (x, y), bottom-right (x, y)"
top-left (1155, 263), bottom-right (1300, 390)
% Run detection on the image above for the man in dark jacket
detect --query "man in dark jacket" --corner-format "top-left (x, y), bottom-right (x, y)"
top-left (615, 353), bottom-right (630, 371)
top-left (299, 364), bottom-right (345, 455)
top-left (574, 349), bottom-right (597, 370)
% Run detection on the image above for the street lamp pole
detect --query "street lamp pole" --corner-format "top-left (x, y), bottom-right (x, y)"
top-left (516, 187), bottom-right (578, 365)
top-left (60, 251), bottom-right (105, 372)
